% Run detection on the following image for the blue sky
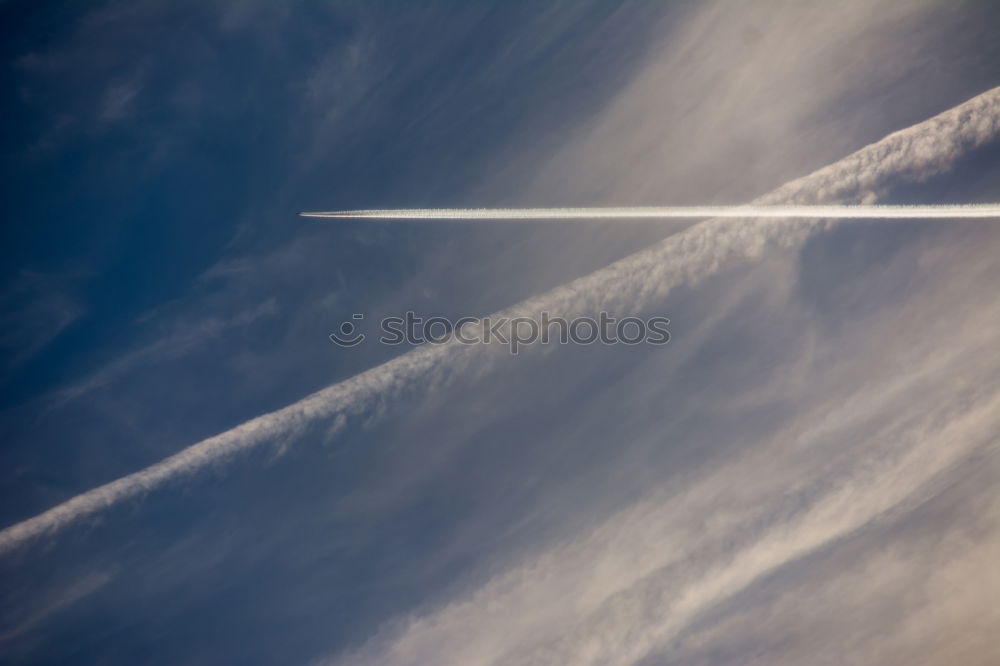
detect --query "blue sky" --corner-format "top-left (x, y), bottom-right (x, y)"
top-left (1, 2), bottom-right (999, 664)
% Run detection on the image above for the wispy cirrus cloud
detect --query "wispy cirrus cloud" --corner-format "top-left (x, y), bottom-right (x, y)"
top-left (0, 85), bottom-right (997, 558)
top-left (0, 570), bottom-right (113, 645)
top-left (0, 272), bottom-right (84, 377)
top-left (323, 205), bottom-right (1000, 666)
top-left (331, 385), bottom-right (999, 666)
top-left (45, 298), bottom-right (279, 408)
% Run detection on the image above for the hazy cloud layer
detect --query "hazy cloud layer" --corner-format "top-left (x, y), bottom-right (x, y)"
top-left (323, 177), bottom-right (1000, 666)
top-left (2, 85), bottom-right (997, 557)
top-left (2, 2), bottom-right (998, 664)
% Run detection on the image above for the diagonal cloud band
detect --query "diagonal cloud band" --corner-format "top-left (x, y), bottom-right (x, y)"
top-left (1, 86), bottom-right (999, 556)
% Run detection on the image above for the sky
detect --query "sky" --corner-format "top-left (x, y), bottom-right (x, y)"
top-left (1, 1), bottom-right (999, 664)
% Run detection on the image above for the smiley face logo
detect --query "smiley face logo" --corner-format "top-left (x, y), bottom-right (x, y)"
top-left (329, 313), bottom-right (365, 347)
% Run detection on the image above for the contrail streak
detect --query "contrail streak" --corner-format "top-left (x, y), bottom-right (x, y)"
top-left (301, 204), bottom-right (1000, 220)
top-left (2, 85), bottom-right (998, 556)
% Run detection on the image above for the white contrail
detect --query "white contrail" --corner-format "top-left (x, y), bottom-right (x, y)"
top-left (301, 204), bottom-right (1000, 220)
top-left (1, 85), bottom-right (998, 556)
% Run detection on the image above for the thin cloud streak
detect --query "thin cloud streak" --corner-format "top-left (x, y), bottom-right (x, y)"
top-left (301, 204), bottom-right (1000, 220)
top-left (0, 85), bottom-right (998, 556)
top-left (331, 329), bottom-right (1000, 666)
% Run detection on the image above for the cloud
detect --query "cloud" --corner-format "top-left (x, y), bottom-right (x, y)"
top-left (668, 482), bottom-right (1000, 665)
top-left (98, 73), bottom-right (144, 122)
top-left (0, 85), bottom-right (996, 557)
top-left (0, 272), bottom-right (84, 376)
top-left (322, 213), bottom-right (1000, 666)
top-left (333, 397), bottom-right (999, 666)
top-left (0, 570), bottom-right (113, 644)
top-left (45, 298), bottom-right (279, 408)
